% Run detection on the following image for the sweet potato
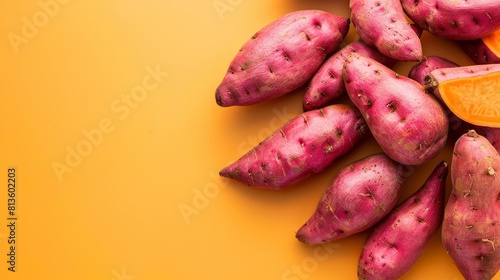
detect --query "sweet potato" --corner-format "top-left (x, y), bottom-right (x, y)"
top-left (215, 10), bottom-right (349, 107)
top-left (219, 104), bottom-right (367, 190)
top-left (342, 53), bottom-right (448, 165)
top-left (358, 161), bottom-right (448, 280)
top-left (349, 0), bottom-right (422, 61)
top-left (408, 56), bottom-right (459, 87)
top-left (460, 29), bottom-right (500, 64)
top-left (302, 25), bottom-right (423, 111)
top-left (442, 130), bottom-right (500, 280)
top-left (423, 63), bottom-right (500, 128)
top-left (302, 41), bottom-right (397, 111)
top-left (295, 153), bottom-right (406, 245)
top-left (409, 58), bottom-right (500, 153)
top-left (401, 0), bottom-right (500, 40)
top-left (424, 64), bottom-right (500, 102)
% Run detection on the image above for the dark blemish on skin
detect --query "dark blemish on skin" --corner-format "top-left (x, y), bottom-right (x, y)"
top-left (283, 51), bottom-right (290, 62)
top-left (299, 139), bottom-right (305, 147)
top-left (279, 129), bottom-right (286, 138)
top-left (302, 114), bottom-right (309, 125)
top-left (366, 99), bottom-right (373, 108)
top-left (345, 210), bottom-right (352, 219)
top-left (387, 101), bottom-right (397, 112)
top-left (323, 140), bottom-right (334, 154)
top-left (305, 33), bottom-right (312, 41)
top-left (269, 66), bottom-right (274, 73)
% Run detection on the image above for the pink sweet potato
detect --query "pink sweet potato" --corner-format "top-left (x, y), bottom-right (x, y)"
top-left (302, 25), bottom-right (423, 112)
top-left (349, 0), bottom-right (422, 61)
top-left (460, 37), bottom-right (500, 65)
top-left (296, 153), bottom-right (406, 245)
top-left (424, 63), bottom-right (500, 102)
top-left (408, 56), bottom-right (459, 87)
top-left (343, 53), bottom-right (448, 166)
top-left (215, 10), bottom-right (349, 107)
top-left (302, 40), bottom-right (398, 111)
top-left (442, 130), bottom-right (500, 280)
top-left (401, 0), bottom-right (500, 40)
top-left (409, 58), bottom-right (500, 153)
top-left (219, 104), bottom-right (367, 190)
top-left (358, 161), bottom-right (448, 280)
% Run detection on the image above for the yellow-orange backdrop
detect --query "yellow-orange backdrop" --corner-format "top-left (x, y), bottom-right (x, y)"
top-left (0, 0), bottom-right (495, 279)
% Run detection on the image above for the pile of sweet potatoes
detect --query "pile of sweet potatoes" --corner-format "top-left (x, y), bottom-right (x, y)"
top-left (214, 4), bottom-right (500, 280)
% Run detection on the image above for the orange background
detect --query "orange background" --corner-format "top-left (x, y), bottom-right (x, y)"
top-left (0, 0), bottom-right (496, 279)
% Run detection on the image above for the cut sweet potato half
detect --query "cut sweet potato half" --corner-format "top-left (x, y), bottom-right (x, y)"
top-left (439, 71), bottom-right (500, 128)
top-left (483, 29), bottom-right (500, 58)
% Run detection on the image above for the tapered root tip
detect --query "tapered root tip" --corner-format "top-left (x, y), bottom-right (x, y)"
top-left (295, 226), bottom-right (310, 245)
top-left (215, 89), bottom-right (225, 107)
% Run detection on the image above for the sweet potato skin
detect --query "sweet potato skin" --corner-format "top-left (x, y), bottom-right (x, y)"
top-left (460, 38), bottom-right (500, 65)
top-left (303, 24), bottom-right (422, 111)
top-left (295, 153), bottom-right (406, 245)
top-left (350, 0), bottom-right (422, 61)
top-left (358, 161), bottom-right (448, 280)
top-left (408, 56), bottom-right (459, 87)
top-left (442, 130), bottom-right (500, 280)
top-left (215, 10), bottom-right (349, 107)
top-left (343, 53), bottom-right (448, 165)
top-left (401, 0), bottom-right (500, 40)
top-left (219, 104), bottom-right (367, 190)
top-left (302, 40), bottom-right (398, 111)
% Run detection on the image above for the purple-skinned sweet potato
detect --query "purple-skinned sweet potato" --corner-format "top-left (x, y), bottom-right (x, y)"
top-left (424, 63), bottom-right (500, 102)
top-left (358, 161), bottom-right (448, 280)
top-left (423, 63), bottom-right (500, 128)
top-left (460, 31), bottom-right (500, 65)
top-left (302, 25), bottom-right (423, 112)
top-left (342, 52), bottom-right (448, 166)
top-left (408, 56), bottom-right (459, 86)
top-left (401, 0), bottom-right (500, 41)
top-left (296, 153), bottom-right (406, 245)
top-left (215, 10), bottom-right (349, 107)
top-left (409, 58), bottom-right (500, 153)
top-left (442, 130), bottom-right (500, 280)
top-left (349, 0), bottom-right (422, 61)
top-left (219, 104), bottom-right (367, 190)
top-left (302, 41), bottom-right (398, 111)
